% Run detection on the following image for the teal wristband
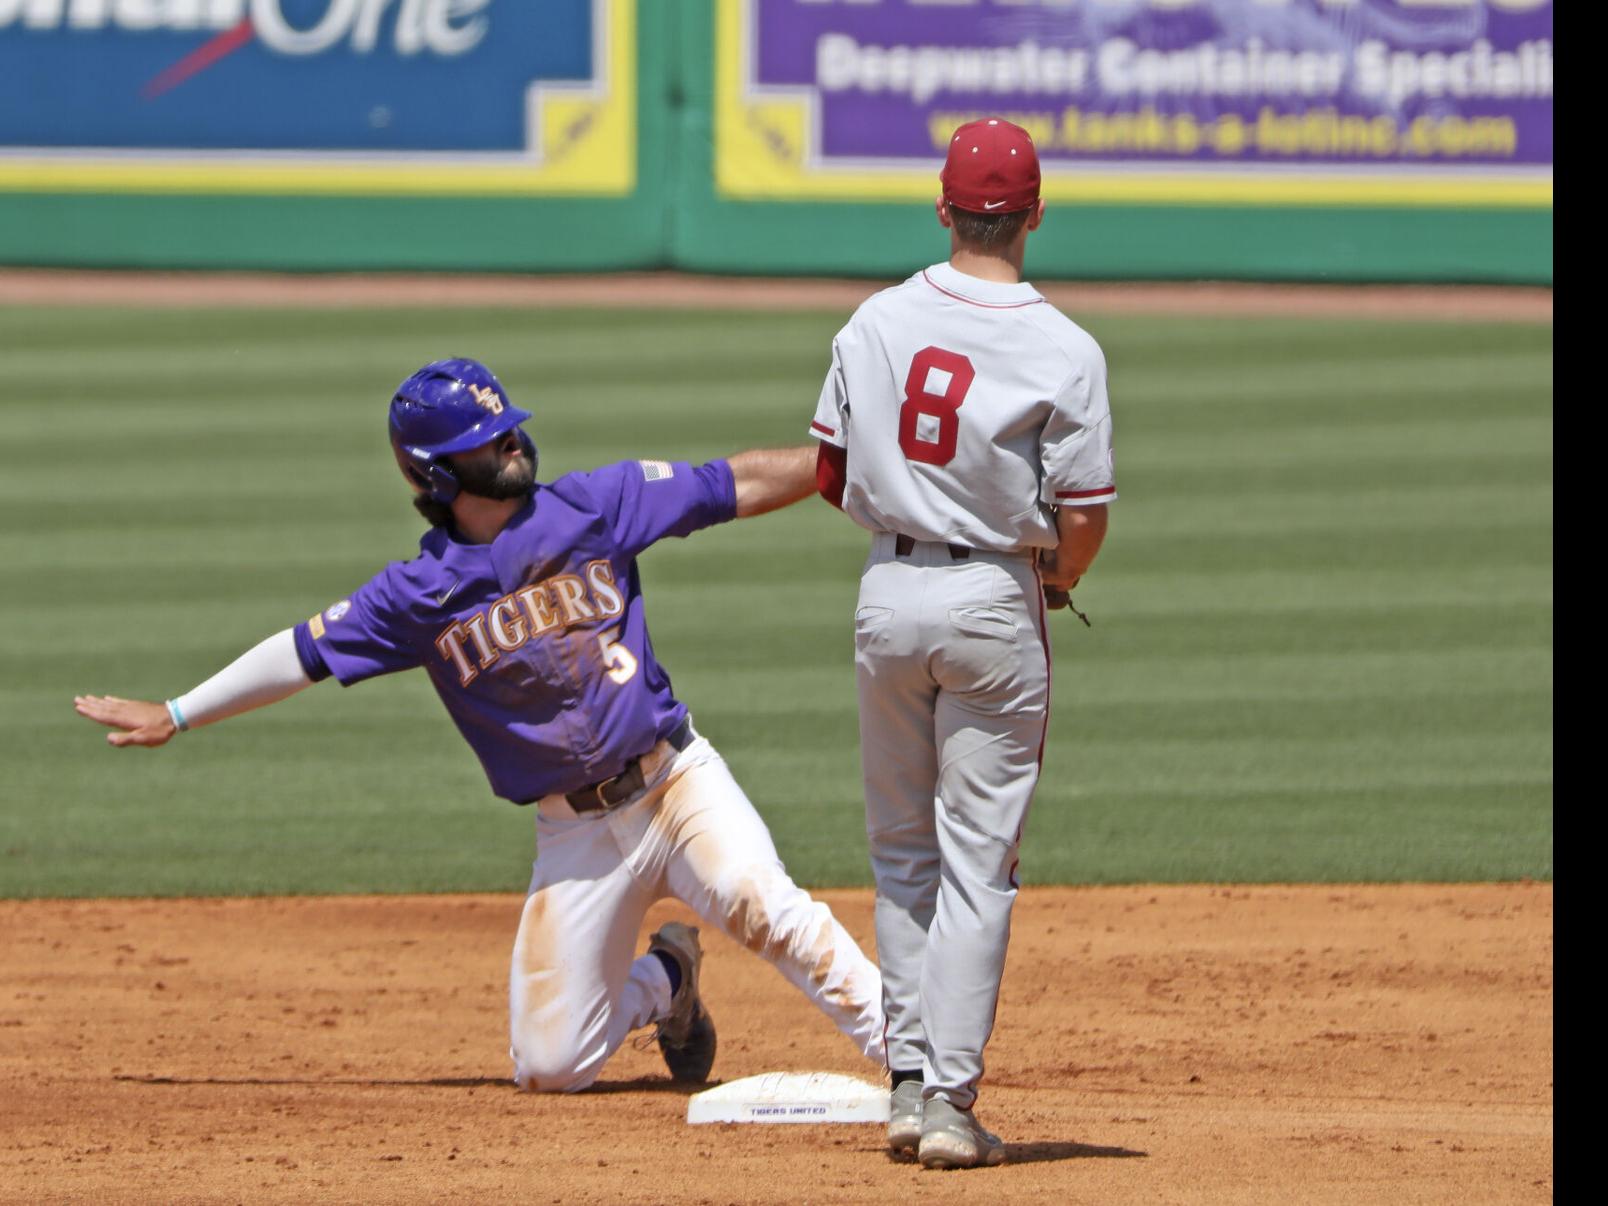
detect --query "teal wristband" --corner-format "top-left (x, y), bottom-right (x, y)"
top-left (165, 699), bottom-right (190, 732)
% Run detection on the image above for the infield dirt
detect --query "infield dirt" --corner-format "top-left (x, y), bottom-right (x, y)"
top-left (0, 885), bottom-right (1551, 1205)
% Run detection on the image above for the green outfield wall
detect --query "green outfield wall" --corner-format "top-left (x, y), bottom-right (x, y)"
top-left (0, 1), bottom-right (1553, 284)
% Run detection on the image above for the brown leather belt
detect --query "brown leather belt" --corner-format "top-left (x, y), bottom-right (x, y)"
top-left (564, 718), bottom-right (694, 814)
top-left (894, 533), bottom-right (970, 560)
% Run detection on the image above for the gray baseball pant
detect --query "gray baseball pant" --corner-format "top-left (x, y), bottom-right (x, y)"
top-left (853, 532), bottom-right (1050, 1110)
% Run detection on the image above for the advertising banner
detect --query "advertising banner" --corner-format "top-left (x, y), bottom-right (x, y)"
top-left (716, 0), bottom-right (1552, 208)
top-left (0, 0), bottom-right (636, 195)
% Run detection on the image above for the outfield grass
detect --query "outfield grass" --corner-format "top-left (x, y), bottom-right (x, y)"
top-left (0, 306), bottom-right (1551, 897)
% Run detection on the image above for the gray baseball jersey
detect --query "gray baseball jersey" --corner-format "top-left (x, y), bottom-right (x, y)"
top-left (811, 260), bottom-right (1116, 554)
top-left (810, 260), bottom-right (1116, 1111)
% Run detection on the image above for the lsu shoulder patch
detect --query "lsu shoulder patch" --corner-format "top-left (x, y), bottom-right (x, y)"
top-left (638, 459), bottom-right (674, 482)
top-left (308, 599), bottom-right (350, 640)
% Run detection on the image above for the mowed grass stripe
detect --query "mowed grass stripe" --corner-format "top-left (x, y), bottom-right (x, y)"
top-left (1119, 419), bottom-right (1549, 469)
top-left (3, 411), bottom-right (1554, 476)
top-left (0, 306), bottom-right (1551, 896)
top-left (1119, 352), bottom-right (1552, 406)
top-left (1021, 782), bottom-right (1551, 884)
top-left (604, 646), bottom-right (1549, 706)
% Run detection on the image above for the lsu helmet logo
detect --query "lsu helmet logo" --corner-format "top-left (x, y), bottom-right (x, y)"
top-left (468, 384), bottom-right (504, 416)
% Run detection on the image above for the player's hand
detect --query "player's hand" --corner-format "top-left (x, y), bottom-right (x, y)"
top-left (73, 695), bottom-right (177, 748)
top-left (1036, 547), bottom-right (1081, 590)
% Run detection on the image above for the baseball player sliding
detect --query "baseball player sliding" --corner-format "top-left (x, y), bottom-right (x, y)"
top-left (76, 359), bottom-right (885, 1093)
top-left (811, 119), bottom-right (1115, 1168)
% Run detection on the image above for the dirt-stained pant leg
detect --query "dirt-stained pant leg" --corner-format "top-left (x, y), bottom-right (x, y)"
top-left (654, 742), bottom-right (887, 1064)
top-left (923, 555), bottom-right (1048, 1108)
top-left (508, 812), bottom-right (668, 1092)
top-left (854, 557), bottom-right (942, 1077)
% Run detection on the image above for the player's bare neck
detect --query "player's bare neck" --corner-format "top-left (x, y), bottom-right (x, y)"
top-left (948, 242), bottom-right (1026, 285)
top-left (450, 495), bottom-right (524, 545)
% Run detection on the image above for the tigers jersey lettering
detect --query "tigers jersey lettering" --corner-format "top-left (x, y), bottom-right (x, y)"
top-left (434, 562), bottom-right (624, 687)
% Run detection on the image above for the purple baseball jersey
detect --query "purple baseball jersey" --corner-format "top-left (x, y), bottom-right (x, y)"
top-left (292, 458), bottom-right (737, 804)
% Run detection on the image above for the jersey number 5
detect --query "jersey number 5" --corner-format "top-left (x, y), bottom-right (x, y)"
top-left (597, 628), bottom-right (639, 685)
top-left (898, 347), bottom-right (975, 466)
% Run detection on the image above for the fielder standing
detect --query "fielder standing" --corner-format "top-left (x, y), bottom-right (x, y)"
top-left (810, 119), bottom-right (1115, 1168)
top-left (77, 358), bottom-right (886, 1093)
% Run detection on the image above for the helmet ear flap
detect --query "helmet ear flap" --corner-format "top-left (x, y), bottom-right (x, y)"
top-left (396, 445), bottom-right (460, 504)
top-left (420, 460), bottom-right (460, 504)
top-left (516, 429), bottom-right (539, 479)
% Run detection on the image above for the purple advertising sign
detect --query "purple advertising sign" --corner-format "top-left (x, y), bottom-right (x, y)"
top-left (750, 0), bottom-right (1552, 175)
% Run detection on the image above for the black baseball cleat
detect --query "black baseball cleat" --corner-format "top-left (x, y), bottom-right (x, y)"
top-left (648, 923), bottom-right (717, 1082)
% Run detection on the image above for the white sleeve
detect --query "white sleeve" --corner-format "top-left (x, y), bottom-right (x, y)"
top-left (808, 334), bottom-right (850, 448)
top-left (167, 628), bottom-right (314, 732)
top-left (1040, 343), bottom-right (1117, 507)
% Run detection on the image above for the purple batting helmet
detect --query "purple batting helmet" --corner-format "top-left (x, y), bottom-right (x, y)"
top-left (388, 358), bottom-right (537, 503)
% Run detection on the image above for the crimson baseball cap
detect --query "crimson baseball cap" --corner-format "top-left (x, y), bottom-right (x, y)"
top-left (940, 118), bottom-right (1041, 214)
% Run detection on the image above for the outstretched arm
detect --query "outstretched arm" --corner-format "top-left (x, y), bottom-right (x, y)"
top-left (728, 445), bottom-right (818, 519)
top-left (75, 628), bottom-right (314, 749)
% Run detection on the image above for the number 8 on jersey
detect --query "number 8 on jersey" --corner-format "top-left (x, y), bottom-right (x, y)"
top-left (898, 347), bottom-right (975, 466)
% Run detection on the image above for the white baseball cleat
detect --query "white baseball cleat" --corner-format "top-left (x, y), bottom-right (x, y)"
top-left (887, 1079), bottom-right (923, 1158)
top-left (918, 1096), bottom-right (1007, 1170)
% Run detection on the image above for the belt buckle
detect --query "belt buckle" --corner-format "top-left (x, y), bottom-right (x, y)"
top-left (592, 770), bottom-right (627, 812)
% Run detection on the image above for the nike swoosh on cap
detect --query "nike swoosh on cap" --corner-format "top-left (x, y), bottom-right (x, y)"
top-left (983, 200), bottom-right (1007, 209)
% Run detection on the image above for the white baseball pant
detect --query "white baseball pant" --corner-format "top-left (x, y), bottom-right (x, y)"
top-left (509, 726), bottom-right (886, 1091)
top-left (854, 533), bottom-right (1050, 1109)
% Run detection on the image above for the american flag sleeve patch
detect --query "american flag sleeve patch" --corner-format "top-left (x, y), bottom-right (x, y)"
top-left (639, 460), bottom-right (675, 482)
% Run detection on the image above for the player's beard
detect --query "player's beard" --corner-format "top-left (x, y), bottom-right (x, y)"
top-left (454, 444), bottom-right (536, 500)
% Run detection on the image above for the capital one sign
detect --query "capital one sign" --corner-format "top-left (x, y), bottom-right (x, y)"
top-left (0, 0), bottom-right (597, 154)
top-left (0, 0), bottom-right (491, 56)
